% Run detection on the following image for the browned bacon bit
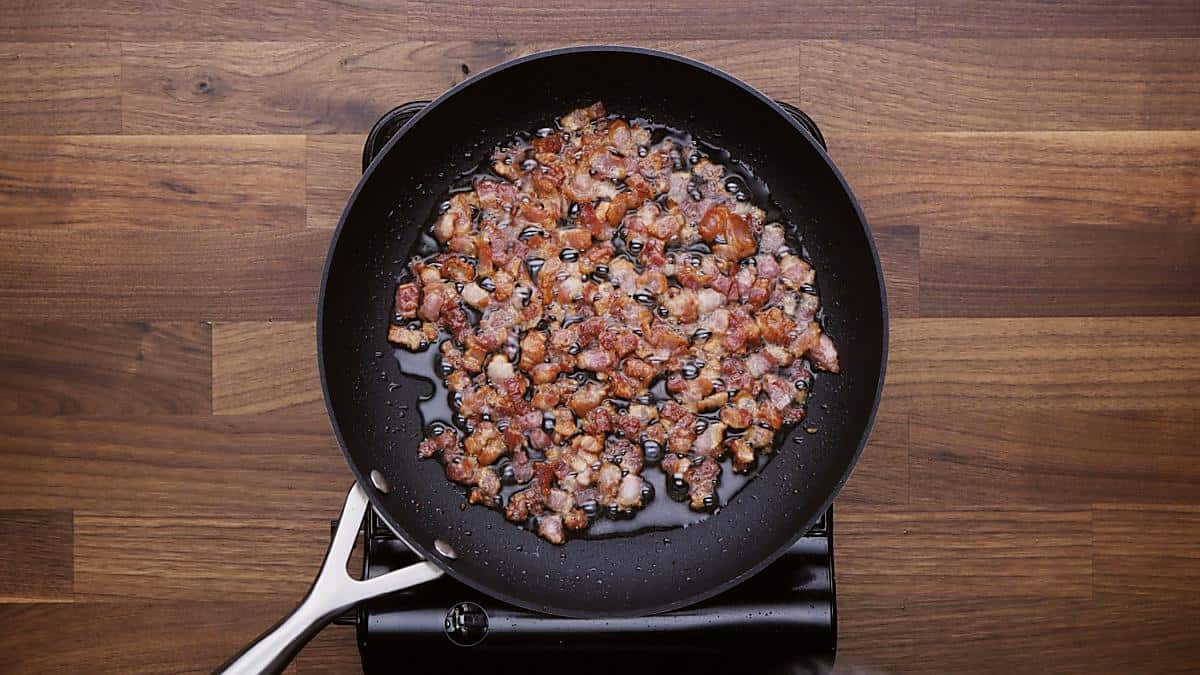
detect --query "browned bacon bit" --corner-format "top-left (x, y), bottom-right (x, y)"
top-left (685, 457), bottom-right (722, 510)
top-left (418, 427), bottom-right (458, 459)
top-left (393, 283), bottom-right (420, 319)
top-left (537, 514), bottom-right (566, 544)
top-left (387, 102), bottom-right (840, 543)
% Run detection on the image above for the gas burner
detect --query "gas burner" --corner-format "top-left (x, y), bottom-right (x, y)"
top-left (340, 101), bottom-right (838, 675)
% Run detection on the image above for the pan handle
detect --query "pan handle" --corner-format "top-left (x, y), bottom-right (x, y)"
top-left (214, 483), bottom-right (444, 675)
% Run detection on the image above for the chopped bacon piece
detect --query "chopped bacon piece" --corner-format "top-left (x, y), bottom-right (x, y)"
top-left (418, 428), bottom-right (458, 459)
top-left (699, 204), bottom-right (757, 261)
top-left (393, 102), bottom-right (839, 544)
top-left (560, 101), bottom-right (605, 131)
top-left (684, 457), bottom-right (721, 510)
top-left (809, 332), bottom-right (840, 373)
top-left (568, 382), bottom-right (608, 416)
top-left (577, 348), bottom-right (615, 372)
top-left (393, 283), bottom-right (420, 319)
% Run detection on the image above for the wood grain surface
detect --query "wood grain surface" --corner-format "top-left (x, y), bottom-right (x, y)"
top-left (0, 4), bottom-right (1197, 673)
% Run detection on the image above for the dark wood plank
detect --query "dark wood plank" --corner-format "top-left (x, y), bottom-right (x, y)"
top-left (837, 505), bottom-right (1093, 599)
top-left (920, 220), bottom-right (1200, 317)
top-left (4, 2), bottom-right (1196, 42)
top-left (0, 415), bottom-right (345, 519)
top-left (888, 317), bottom-right (1200, 411)
top-left (121, 42), bottom-right (494, 134)
top-left (915, 0), bottom-right (1200, 37)
top-left (0, 135), bottom-right (322, 321)
top-left (403, 2), bottom-right (917, 39)
top-left (0, 510), bottom-right (72, 601)
top-left (838, 407), bottom-right (909, 505)
top-left (838, 595), bottom-right (1200, 674)
top-left (295, 630), bottom-right (364, 674)
top-left (0, 322), bottom-right (211, 416)
top-left (0, 601), bottom-right (298, 674)
top-left (123, 40), bottom-right (801, 135)
top-left (834, 592), bottom-right (915, 672)
top-left (0, 43), bottom-right (120, 134)
top-left (306, 134), bottom-right (363, 229)
top-left (800, 39), bottom-right (1200, 132)
top-left (74, 515), bottom-right (329, 600)
top-left (874, 223), bottom-right (919, 318)
top-left (0, 135), bottom-right (304, 230)
top-left (0, 1), bottom-right (381, 41)
top-left (212, 322), bottom-right (323, 415)
top-left (834, 130), bottom-right (1199, 228)
top-left (909, 408), bottom-right (1198, 504)
top-left (0, 225), bottom-right (326, 321)
top-left (0, 1), bottom-right (918, 41)
top-left (1094, 504), bottom-right (1200, 598)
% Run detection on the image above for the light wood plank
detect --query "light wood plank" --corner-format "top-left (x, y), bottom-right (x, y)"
top-left (74, 515), bottom-right (329, 600)
top-left (212, 321), bottom-right (322, 415)
top-left (0, 226), bottom-right (327, 321)
top-left (306, 134), bottom-right (362, 230)
top-left (403, 2), bottom-right (917, 40)
top-left (0, 415), bottom-right (345, 519)
top-left (0, 43), bottom-right (120, 134)
top-left (801, 39), bottom-right (1200, 132)
top-left (837, 505), bottom-right (1094, 599)
top-left (0, 135), bottom-right (304, 230)
top-left (834, 130), bottom-right (1199, 228)
top-left (1094, 504), bottom-right (1200, 598)
top-left (0, 601), bottom-right (298, 674)
top-left (839, 595), bottom-right (1200, 674)
top-left (919, 220), bottom-right (1200, 317)
top-left (909, 407), bottom-right (1198, 504)
top-left (0, 322), bottom-right (210, 416)
top-left (0, 135), bottom-right (322, 321)
top-left (915, 1), bottom-right (1200, 37)
top-left (888, 317), bottom-right (1200, 411)
top-left (839, 407), bottom-right (909, 505)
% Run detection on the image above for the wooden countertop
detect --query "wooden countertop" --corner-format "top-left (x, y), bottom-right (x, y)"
top-left (0, 3), bottom-right (1197, 673)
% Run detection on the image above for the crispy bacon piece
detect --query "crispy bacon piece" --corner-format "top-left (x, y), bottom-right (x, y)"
top-left (560, 101), bottom-right (605, 130)
top-left (684, 458), bottom-right (721, 510)
top-left (568, 382), bottom-right (608, 416)
top-left (809, 332), bottom-right (840, 373)
top-left (699, 204), bottom-right (757, 261)
top-left (418, 428), bottom-right (458, 459)
top-left (393, 283), bottom-right (420, 319)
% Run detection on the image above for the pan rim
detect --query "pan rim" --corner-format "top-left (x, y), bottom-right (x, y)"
top-left (317, 44), bottom-right (889, 618)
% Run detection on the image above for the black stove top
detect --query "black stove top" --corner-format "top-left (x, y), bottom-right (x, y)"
top-left (342, 101), bottom-right (838, 674)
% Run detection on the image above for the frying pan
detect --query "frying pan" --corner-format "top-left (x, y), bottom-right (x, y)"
top-left (217, 46), bottom-right (887, 674)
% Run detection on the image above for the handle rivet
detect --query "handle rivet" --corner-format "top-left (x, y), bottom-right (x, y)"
top-left (434, 538), bottom-right (458, 559)
top-left (369, 469), bottom-right (390, 494)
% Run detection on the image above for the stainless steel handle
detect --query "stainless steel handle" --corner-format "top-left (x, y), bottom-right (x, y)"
top-left (214, 483), bottom-right (444, 675)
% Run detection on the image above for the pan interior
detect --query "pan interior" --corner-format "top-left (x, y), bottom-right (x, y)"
top-left (319, 47), bottom-right (886, 618)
